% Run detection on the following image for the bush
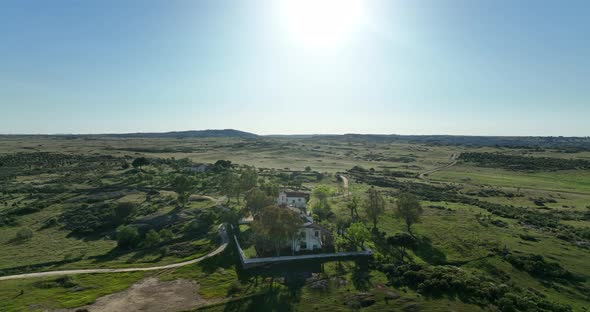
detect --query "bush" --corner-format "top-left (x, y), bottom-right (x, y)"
top-left (381, 263), bottom-right (572, 312)
top-left (16, 227), bottom-right (33, 241)
top-left (503, 253), bottom-right (574, 281)
top-left (143, 229), bottom-right (161, 248)
top-left (117, 225), bottom-right (140, 249)
top-left (114, 202), bottom-right (137, 224)
top-left (61, 202), bottom-right (137, 234)
top-left (159, 228), bottom-right (174, 241)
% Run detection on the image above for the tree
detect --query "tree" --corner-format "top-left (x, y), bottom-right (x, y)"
top-left (117, 225), bottom-right (140, 249)
top-left (143, 229), bottom-right (161, 248)
top-left (238, 168), bottom-right (258, 203)
top-left (244, 188), bottom-right (273, 216)
top-left (251, 205), bottom-right (302, 256)
top-left (261, 182), bottom-right (280, 197)
top-left (16, 227), bottom-right (33, 241)
top-left (347, 195), bottom-right (361, 220)
top-left (213, 159), bottom-right (232, 172)
top-left (334, 233), bottom-right (348, 252)
top-left (219, 171), bottom-right (238, 203)
top-left (305, 166), bottom-right (312, 172)
top-left (312, 185), bottom-right (332, 202)
top-left (364, 187), bottom-right (386, 229)
top-left (345, 222), bottom-right (370, 251)
top-left (173, 175), bottom-right (194, 208)
top-left (312, 200), bottom-right (333, 221)
top-left (114, 202), bottom-right (137, 224)
top-left (387, 232), bottom-right (416, 263)
top-left (395, 193), bottom-right (423, 234)
top-left (132, 157), bottom-right (149, 170)
top-left (159, 228), bottom-right (174, 242)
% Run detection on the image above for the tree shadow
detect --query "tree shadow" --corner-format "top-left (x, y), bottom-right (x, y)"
top-left (351, 259), bottom-right (371, 291)
top-left (222, 286), bottom-right (301, 312)
top-left (413, 236), bottom-right (447, 265)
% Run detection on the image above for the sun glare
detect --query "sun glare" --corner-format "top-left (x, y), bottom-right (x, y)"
top-left (280, 0), bottom-right (365, 49)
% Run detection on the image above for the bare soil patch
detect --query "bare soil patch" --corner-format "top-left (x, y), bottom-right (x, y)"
top-left (61, 278), bottom-right (209, 312)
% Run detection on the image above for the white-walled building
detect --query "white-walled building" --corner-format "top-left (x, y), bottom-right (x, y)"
top-left (277, 191), bottom-right (310, 210)
top-left (292, 225), bottom-right (323, 252)
top-left (184, 164), bottom-right (210, 173)
top-left (278, 191), bottom-right (328, 253)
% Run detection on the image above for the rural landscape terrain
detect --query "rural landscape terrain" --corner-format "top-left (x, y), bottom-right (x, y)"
top-left (1, 130), bottom-right (589, 312)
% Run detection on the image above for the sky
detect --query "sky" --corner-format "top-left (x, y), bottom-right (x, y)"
top-left (1, 0), bottom-right (588, 136)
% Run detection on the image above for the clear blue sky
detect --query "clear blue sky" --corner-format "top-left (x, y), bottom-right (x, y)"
top-left (1, 0), bottom-right (588, 136)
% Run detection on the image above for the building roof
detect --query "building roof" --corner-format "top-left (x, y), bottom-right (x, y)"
top-left (283, 191), bottom-right (310, 199)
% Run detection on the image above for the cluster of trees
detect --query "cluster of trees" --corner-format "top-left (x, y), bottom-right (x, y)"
top-left (60, 202), bottom-right (138, 234)
top-left (380, 263), bottom-right (572, 312)
top-left (502, 252), bottom-right (576, 281)
top-left (312, 185), bottom-right (333, 221)
top-left (116, 226), bottom-right (174, 250)
top-left (0, 152), bottom-right (120, 170)
top-left (459, 152), bottom-right (590, 171)
top-left (218, 166), bottom-right (258, 203)
top-left (131, 157), bottom-right (149, 170)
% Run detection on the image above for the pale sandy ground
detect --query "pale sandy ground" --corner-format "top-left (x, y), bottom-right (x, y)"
top-left (54, 277), bottom-right (215, 312)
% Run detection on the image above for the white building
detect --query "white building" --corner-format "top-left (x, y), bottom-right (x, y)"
top-left (292, 225), bottom-right (323, 252)
top-left (279, 193), bottom-right (327, 253)
top-left (185, 164), bottom-right (210, 173)
top-left (277, 191), bottom-right (310, 210)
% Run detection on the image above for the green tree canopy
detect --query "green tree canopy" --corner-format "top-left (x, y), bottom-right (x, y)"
top-left (364, 186), bottom-right (386, 229)
top-left (345, 222), bottom-right (370, 251)
top-left (131, 157), bottom-right (149, 170)
top-left (395, 193), bottom-right (423, 234)
top-left (117, 225), bottom-right (140, 249)
top-left (312, 185), bottom-right (332, 202)
top-left (244, 188), bottom-right (273, 216)
top-left (114, 202), bottom-right (137, 224)
top-left (347, 195), bottom-right (361, 220)
top-left (237, 167), bottom-right (258, 203)
top-left (143, 229), bottom-right (161, 248)
top-left (218, 171), bottom-right (238, 203)
top-left (252, 205), bottom-right (302, 256)
top-left (173, 175), bottom-right (195, 207)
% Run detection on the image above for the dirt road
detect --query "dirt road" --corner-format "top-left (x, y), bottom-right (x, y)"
top-left (419, 153), bottom-right (459, 179)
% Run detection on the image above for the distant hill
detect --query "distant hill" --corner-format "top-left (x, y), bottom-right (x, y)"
top-left (103, 129), bottom-right (258, 139)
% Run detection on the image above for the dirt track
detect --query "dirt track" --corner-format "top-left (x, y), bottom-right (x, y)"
top-left (419, 153), bottom-right (459, 179)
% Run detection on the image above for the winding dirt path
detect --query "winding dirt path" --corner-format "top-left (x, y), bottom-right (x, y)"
top-left (419, 153), bottom-right (459, 179)
top-left (0, 224), bottom-right (228, 281)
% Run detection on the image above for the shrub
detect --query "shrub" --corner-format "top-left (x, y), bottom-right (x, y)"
top-left (143, 229), bottom-right (161, 248)
top-left (503, 253), bottom-right (574, 281)
top-left (61, 202), bottom-right (136, 234)
top-left (381, 263), bottom-right (572, 312)
top-left (16, 227), bottom-right (33, 241)
top-left (159, 228), bottom-right (174, 241)
top-left (117, 225), bottom-right (140, 249)
top-left (519, 234), bottom-right (539, 242)
top-left (114, 202), bottom-right (137, 224)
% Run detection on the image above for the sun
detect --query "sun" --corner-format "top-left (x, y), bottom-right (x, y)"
top-left (279, 0), bottom-right (366, 49)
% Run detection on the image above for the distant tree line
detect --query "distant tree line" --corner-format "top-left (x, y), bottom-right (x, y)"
top-left (459, 152), bottom-right (590, 171)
